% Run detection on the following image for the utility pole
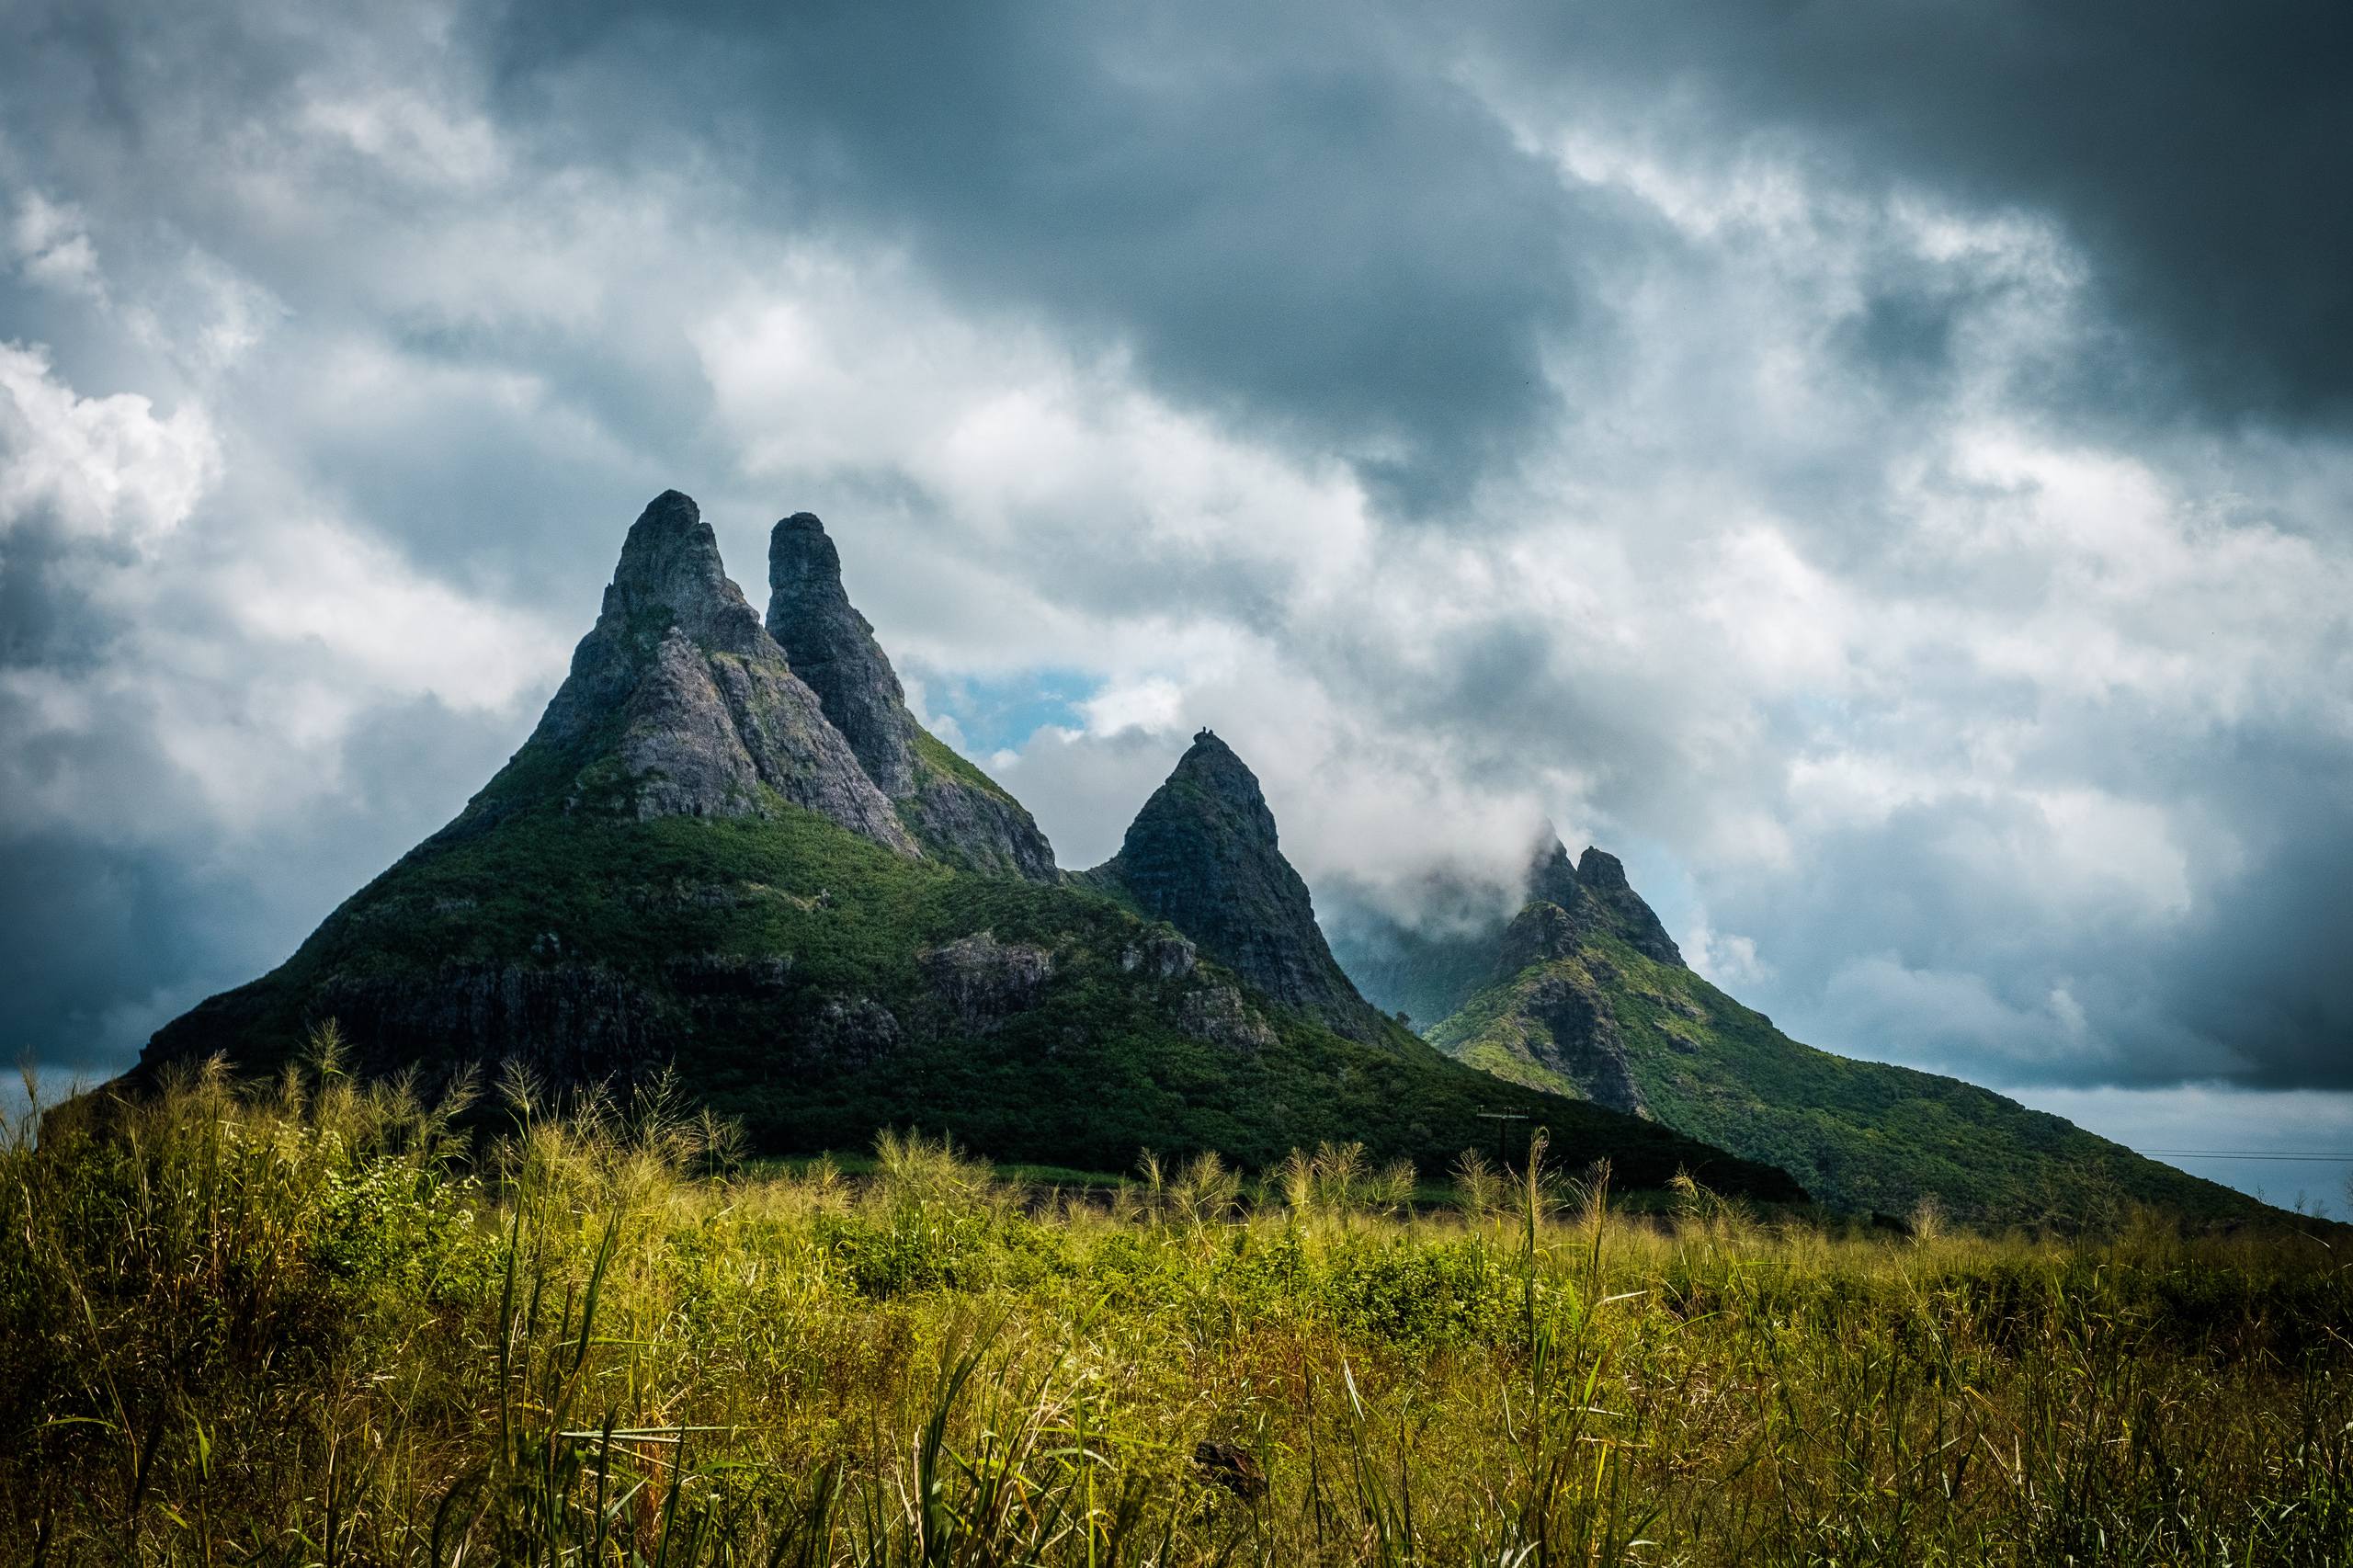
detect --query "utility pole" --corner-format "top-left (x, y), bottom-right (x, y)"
top-left (1475, 1111), bottom-right (1529, 1171)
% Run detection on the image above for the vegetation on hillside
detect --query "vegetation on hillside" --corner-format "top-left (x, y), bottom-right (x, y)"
top-left (143, 802), bottom-right (1797, 1197)
top-left (8, 1057), bottom-right (2347, 1564)
top-left (1430, 926), bottom-right (2271, 1229)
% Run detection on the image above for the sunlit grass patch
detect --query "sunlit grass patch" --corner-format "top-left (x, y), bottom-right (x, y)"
top-left (6, 1040), bottom-right (2348, 1564)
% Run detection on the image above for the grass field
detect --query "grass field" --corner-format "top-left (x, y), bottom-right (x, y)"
top-left (6, 1051), bottom-right (2348, 1566)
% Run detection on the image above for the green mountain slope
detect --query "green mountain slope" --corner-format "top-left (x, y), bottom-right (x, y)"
top-left (1412, 841), bottom-right (2273, 1228)
top-left (134, 494), bottom-right (1801, 1199)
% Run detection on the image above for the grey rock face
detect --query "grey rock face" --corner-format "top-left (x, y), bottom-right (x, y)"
top-left (1120, 930), bottom-right (1199, 979)
top-left (491, 493), bottom-right (915, 852)
top-left (1332, 825), bottom-right (1689, 1031)
top-left (1095, 730), bottom-right (1394, 1045)
top-left (620, 629), bottom-right (766, 819)
top-left (767, 511), bottom-right (1059, 881)
top-left (1574, 846), bottom-right (1685, 968)
top-left (315, 962), bottom-right (667, 1085)
top-left (904, 769), bottom-right (1061, 881)
top-left (920, 932), bottom-right (1055, 1033)
top-left (665, 953), bottom-right (794, 996)
top-left (766, 512), bottom-right (921, 796)
top-left (1518, 971), bottom-right (1648, 1117)
top-left (1177, 984), bottom-right (1277, 1051)
top-left (1527, 832), bottom-right (1599, 918)
top-left (808, 996), bottom-right (903, 1067)
top-left (1515, 827), bottom-right (1686, 970)
top-left (1494, 899), bottom-right (1586, 979)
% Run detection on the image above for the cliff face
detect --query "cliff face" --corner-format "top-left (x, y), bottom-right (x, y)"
top-left (454, 491), bottom-right (914, 851)
top-left (132, 490), bottom-right (1800, 1199)
top-left (767, 513), bottom-right (1059, 881)
top-left (1089, 731), bottom-right (1401, 1047)
top-left (1569, 846), bottom-right (1684, 968)
top-left (764, 512), bottom-right (921, 796)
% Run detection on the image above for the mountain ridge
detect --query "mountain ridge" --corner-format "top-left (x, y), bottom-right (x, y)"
top-left (1338, 830), bottom-right (2276, 1228)
top-left (128, 492), bottom-right (1801, 1199)
top-left (767, 513), bottom-right (1060, 881)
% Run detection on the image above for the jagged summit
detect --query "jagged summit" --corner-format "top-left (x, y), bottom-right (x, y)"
top-left (1511, 825), bottom-right (1684, 970)
top-left (767, 512), bottom-right (920, 796)
top-left (1092, 730), bottom-right (1396, 1044)
top-left (1168, 730), bottom-right (1269, 813)
top-left (1332, 817), bottom-right (2265, 1225)
top-left (447, 494), bottom-right (1060, 879)
top-left (606, 489), bottom-right (768, 655)
top-left (1526, 827), bottom-right (1585, 911)
top-left (1571, 846), bottom-right (1683, 965)
top-left (765, 511), bottom-right (1058, 881)
top-left (467, 492), bottom-right (913, 850)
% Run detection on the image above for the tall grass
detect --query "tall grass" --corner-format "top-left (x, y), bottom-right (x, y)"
top-left (4, 1048), bottom-right (2347, 1564)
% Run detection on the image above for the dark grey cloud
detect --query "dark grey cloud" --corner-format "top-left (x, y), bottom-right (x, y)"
top-left (0, 0), bottom-right (2347, 1167)
top-left (474, 0), bottom-right (1600, 511)
top-left (0, 833), bottom-right (256, 1076)
top-left (1476, 0), bottom-right (2353, 436)
top-left (0, 692), bottom-right (530, 1080)
top-left (467, 0), bottom-right (2353, 497)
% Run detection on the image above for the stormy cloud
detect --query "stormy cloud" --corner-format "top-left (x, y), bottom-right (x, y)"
top-left (1, 0), bottom-right (2347, 1188)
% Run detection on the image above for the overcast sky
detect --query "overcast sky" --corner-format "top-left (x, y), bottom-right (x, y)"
top-left (4, 0), bottom-right (2348, 1210)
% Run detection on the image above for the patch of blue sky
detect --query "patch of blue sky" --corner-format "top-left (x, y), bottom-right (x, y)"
top-left (919, 667), bottom-right (1097, 756)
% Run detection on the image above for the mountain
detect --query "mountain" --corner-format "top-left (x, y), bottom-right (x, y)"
top-left (1324, 827), bottom-right (1684, 1032)
top-left (1082, 731), bottom-right (1397, 1046)
top-left (132, 492), bottom-right (1799, 1198)
top-left (1339, 830), bottom-right (2272, 1228)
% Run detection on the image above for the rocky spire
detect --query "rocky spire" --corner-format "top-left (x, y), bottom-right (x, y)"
top-left (1526, 824), bottom-right (1594, 916)
top-left (470, 492), bottom-right (915, 852)
top-left (1574, 846), bottom-right (1685, 967)
top-left (1502, 824), bottom-right (1687, 970)
top-left (766, 511), bottom-right (1059, 881)
top-left (766, 512), bottom-right (920, 796)
top-left (609, 489), bottom-right (769, 655)
top-left (1093, 730), bottom-right (1395, 1044)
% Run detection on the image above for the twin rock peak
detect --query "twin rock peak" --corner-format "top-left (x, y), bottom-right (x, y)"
top-left (474, 490), bottom-right (1384, 1037)
top-left (487, 489), bottom-right (1053, 880)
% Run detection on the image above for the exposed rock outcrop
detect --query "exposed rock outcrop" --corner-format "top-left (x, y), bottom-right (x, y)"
top-left (767, 512), bottom-right (1059, 881)
top-left (1518, 971), bottom-right (1647, 1117)
top-left (313, 962), bottom-right (668, 1085)
top-left (1120, 930), bottom-right (1199, 979)
top-left (617, 628), bottom-right (768, 819)
top-left (1334, 826), bottom-right (1689, 1031)
top-left (1177, 984), bottom-right (1277, 1051)
top-left (920, 932), bottom-right (1055, 1033)
top-left (902, 767), bottom-right (1061, 882)
top-left (765, 512), bottom-right (921, 795)
top-left (1494, 899), bottom-right (1585, 979)
top-left (1092, 730), bottom-right (1395, 1045)
top-left (1524, 829), bottom-right (1684, 969)
top-left (1574, 846), bottom-right (1685, 967)
top-left (664, 953), bottom-right (795, 996)
top-left (807, 996), bottom-right (903, 1067)
top-left (473, 492), bottom-right (915, 851)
